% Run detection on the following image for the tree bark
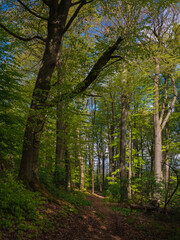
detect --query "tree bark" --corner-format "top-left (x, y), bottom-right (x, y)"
top-left (91, 99), bottom-right (96, 194)
top-left (65, 145), bottom-right (71, 191)
top-left (128, 113), bottom-right (132, 199)
top-left (54, 42), bottom-right (65, 186)
top-left (97, 142), bottom-right (102, 192)
top-left (165, 123), bottom-right (169, 191)
top-left (110, 94), bottom-right (115, 180)
top-left (153, 59), bottom-right (163, 185)
top-left (19, 0), bottom-right (72, 187)
top-left (80, 135), bottom-right (86, 191)
top-left (119, 87), bottom-right (128, 201)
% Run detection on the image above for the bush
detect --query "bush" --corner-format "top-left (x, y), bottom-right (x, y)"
top-left (39, 166), bottom-right (91, 207)
top-left (56, 189), bottom-right (92, 207)
top-left (105, 182), bottom-right (121, 202)
top-left (0, 172), bottom-right (46, 237)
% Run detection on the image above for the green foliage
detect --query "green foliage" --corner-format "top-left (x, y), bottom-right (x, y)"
top-left (39, 166), bottom-right (57, 188)
top-left (105, 182), bottom-right (121, 202)
top-left (131, 172), bottom-right (157, 203)
top-left (39, 166), bottom-right (91, 207)
top-left (53, 166), bottom-right (66, 187)
top-left (0, 172), bottom-right (46, 238)
top-left (56, 189), bottom-right (92, 207)
top-left (111, 206), bottom-right (131, 216)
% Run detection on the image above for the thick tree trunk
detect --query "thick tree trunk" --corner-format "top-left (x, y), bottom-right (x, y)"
top-left (153, 59), bottom-right (163, 202)
top-left (119, 89), bottom-right (128, 201)
top-left (154, 59), bottom-right (163, 184)
top-left (55, 42), bottom-right (64, 172)
top-left (120, 93), bottom-right (128, 178)
top-left (19, 1), bottom-right (71, 187)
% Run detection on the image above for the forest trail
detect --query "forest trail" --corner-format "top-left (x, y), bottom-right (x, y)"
top-left (36, 192), bottom-right (150, 240)
top-left (81, 193), bottom-right (147, 240)
top-left (1, 192), bottom-right (176, 240)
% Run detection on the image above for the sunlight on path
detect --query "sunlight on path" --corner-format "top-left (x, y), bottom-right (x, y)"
top-left (85, 193), bottom-right (123, 240)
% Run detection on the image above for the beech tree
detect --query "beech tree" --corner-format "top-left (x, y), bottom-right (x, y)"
top-left (0, 0), bottom-right (124, 189)
top-left (145, 6), bottom-right (179, 200)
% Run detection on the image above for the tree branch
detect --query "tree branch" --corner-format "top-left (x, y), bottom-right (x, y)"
top-left (0, 23), bottom-right (46, 42)
top-left (43, 0), bottom-right (52, 6)
top-left (71, 36), bottom-right (123, 96)
top-left (64, 0), bottom-right (93, 33)
top-left (161, 73), bottom-right (178, 130)
top-left (102, 57), bottom-right (123, 70)
top-left (50, 36), bottom-right (123, 105)
top-left (71, 0), bottom-right (83, 6)
top-left (17, 0), bottom-right (48, 20)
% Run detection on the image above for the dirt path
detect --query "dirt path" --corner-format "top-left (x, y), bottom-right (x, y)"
top-left (1, 193), bottom-right (157, 240)
top-left (84, 193), bottom-right (124, 240)
top-left (39, 193), bottom-right (148, 240)
top-left (82, 193), bottom-right (147, 240)
top-left (50, 192), bottom-right (154, 240)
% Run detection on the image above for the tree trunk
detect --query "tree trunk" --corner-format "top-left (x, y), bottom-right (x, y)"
top-left (91, 145), bottom-right (94, 194)
top-left (111, 96), bottom-right (115, 180)
top-left (108, 133), bottom-right (113, 176)
top-left (55, 102), bottom-right (64, 164)
top-left (65, 145), bottom-right (71, 191)
top-left (91, 99), bottom-right (96, 194)
top-left (80, 135), bottom-right (86, 191)
top-left (128, 113), bottom-right (132, 199)
top-left (97, 142), bottom-right (102, 192)
top-left (55, 42), bottom-right (64, 170)
top-left (100, 133), bottom-right (105, 188)
top-left (119, 89), bottom-right (128, 201)
top-left (19, 1), bottom-right (71, 188)
top-left (165, 123), bottom-right (169, 193)
top-left (154, 59), bottom-right (163, 185)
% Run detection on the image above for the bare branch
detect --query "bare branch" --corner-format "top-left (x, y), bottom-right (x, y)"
top-left (17, 0), bottom-right (48, 20)
top-left (0, 23), bottom-right (46, 42)
top-left (64, 0), bottom-right (93, 33)
top-left (161, 73), bottom-right (178, 130)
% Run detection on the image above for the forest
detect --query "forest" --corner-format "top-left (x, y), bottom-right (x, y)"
top-left (0, 0), bottom-right (180, 239)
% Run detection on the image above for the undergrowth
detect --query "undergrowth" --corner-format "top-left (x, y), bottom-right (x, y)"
top-left (0, 171), bottom-right (47, 239)
top-left (39, 167), bottom-right (92, 208)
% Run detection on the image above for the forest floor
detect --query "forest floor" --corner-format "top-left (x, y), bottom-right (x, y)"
top-left (1, 192), bottom-right (179, 240)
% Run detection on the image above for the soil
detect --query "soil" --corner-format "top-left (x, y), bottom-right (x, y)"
top-left (1, 193), bottom-right (178, 240)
